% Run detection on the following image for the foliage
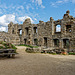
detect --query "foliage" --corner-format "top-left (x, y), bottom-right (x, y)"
top-left (0, 41), bottom-right (17, 50)
top-left (68, 52), bottom-right (75, 55)
top-left (18, 44), bottom-right (39, 48)
top-left (0, 46), bottom-right (4, 49)
top-left (11, 44), bottom-right (17, 50)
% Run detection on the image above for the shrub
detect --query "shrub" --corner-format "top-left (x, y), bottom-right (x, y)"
top-left (11, 44), bottom-right (17, 50)
top-left (18, 44), bottom-right (39, 48)
top-left (0, 46), bottom-right (4, 49)
top-left (0, 41), bottom-right (17, 50)
top-left (68, 52), bottom-right (75, 55)
top-left (25, 48), bottom-right (34, 53)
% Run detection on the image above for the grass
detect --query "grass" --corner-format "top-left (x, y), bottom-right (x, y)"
top-left (0, 46), bottom-right (4, 49)
top-left (0, 41), bottom-right (17, 50)
top-left (0, 41), bottom-right (17, 53)
top-left (18, 44), bottom-right (39, 48)
top-left (11, 44), bottom-right (17, 50)
top-left (68, 52), bottom-right (75, 55)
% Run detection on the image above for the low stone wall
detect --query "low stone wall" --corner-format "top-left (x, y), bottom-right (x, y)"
top-left (25, 47), bottom-right (42, 53)
top-left (0, 32), bottom-right (20, 45)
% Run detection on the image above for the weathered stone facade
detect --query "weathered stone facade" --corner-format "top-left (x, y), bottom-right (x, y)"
top-left (0, 10), bottom-right (75, 51)
top-left (0, 32), bottom-right (20, 45)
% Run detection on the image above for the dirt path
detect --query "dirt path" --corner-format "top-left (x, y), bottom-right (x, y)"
top-left (0, 46), bottom-right (75, 75)
top-left (16, 46), bottom-right (27, 53)
top-left (42, 54), bottom-right (75, 60)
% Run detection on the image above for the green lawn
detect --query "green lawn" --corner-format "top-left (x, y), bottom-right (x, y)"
top-left (18, 44), bottom-right (39, 48)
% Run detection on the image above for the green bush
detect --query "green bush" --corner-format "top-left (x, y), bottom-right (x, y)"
top-left (0, 46), bottom-right (4, 49)
top-left (18, 44), bottom-right (39, 48)
top-left (0, 41), bottom-right (17, 50)
top-left (11, 44), bottom-right (17, 50)
top-left (69, 52), bottom-right (75, 55)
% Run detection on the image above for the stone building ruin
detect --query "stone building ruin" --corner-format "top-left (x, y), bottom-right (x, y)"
top-left (0, 10), bottom-right (75, 52)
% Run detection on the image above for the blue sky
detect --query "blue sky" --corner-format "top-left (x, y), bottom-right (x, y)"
top-left (0, 0), bottom-right (75, 31)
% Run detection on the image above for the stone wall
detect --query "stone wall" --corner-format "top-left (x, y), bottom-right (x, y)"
top-left (0, 10), bottom-right (74, 52)
top-left (0, 32), bottom-right (20, 45)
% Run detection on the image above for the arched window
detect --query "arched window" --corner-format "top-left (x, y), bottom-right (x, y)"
top-left (20, 30), bottom-right (22, 36)
top-left (18, 29), bottom-right (22, 36)
top-left (25, 27), bottom-right (29, 35)
top-left (66, 25), bottom-right (71, 33)
top-left (63, 39), bottom-right (70, 48)
top-left (12, 28), bottom-right (14, 34)
top-left (56, 25), bottom-right (61, 32)
top-left (34, 27), bottom-right (37, 34)
top-left (34, 39), bottom-right (38, 45)
top-left (53, 39), bottom-right (59, 47)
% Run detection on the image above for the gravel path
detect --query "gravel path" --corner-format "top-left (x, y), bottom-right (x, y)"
top-left (0, 46), bottom-right (75, 75)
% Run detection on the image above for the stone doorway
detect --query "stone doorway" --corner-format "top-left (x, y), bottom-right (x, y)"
top-left (28, 41), bottom-right (30, 45)
top-left (53, 39), bottom-right (59, 47)
top-left (34, 27), bottom-right (37, 34)
top-left (44, 37), bottom-right (47, 47)
top-left (25, 27), bottom-right (29, 35)
top-left (24, 39), bottom-right (27, 45)
top-left (34, 39), bottom-right (38, 45)
top-left (63, 39), bottom-right (70, 48)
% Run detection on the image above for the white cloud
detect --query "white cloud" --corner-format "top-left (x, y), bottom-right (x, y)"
top-left (51, 0), bottom-right (75, 7)
top-left (0, 27), bottom-right (6, 31)
top-left (18, 16), bottom-right (34, 23)
top-left (26, 4), bottom-right (34, 11)
top-left (36, 0), bottom-right (42, 5)
top-left (51, 0), bottom-right (65, 7)
top-left (56, 1), bottom-right (63, 3)
top-left (31, 0), bottom-right (45, 8)
top-left (51, 3), bottom-right (57, 7)
top-left (5, 14), bottom-right (16, 23)
top-left (0, 15), bottom-right (9, 26)
top-left (41, 5), bottom-right (45, 8)
top-left (0, 2), bottom-right (39, 28)
top-left (0, 14), bottom-right (36, 27)
top-left (0, 14), bottom-right (17, 26)
top-left (17, 6), bottom-right (24, 10)
top-left (34, 18), bottom-right (37, 21)
top-left (0, 2), bottom-right (39, 24)
top-left (0, 14), bottom-right (35, 32)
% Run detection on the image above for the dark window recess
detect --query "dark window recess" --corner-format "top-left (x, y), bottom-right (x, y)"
top-left (24, 39), bottom-right (27, 45)
top-left (44, 37), bottom-right (47, 46)
top-left (66, 25), bottom-right (71, 33)
top-left (54, 39), bottom-right (59, 47)
top-left (63, 39), bottom-right (70, 48)
top-left (29, 34), bottom-right (30, 39)
top-left (34, 39), bottom-right (38, 45)
top-left (12, 29), bottom-right (14, 34)
top-left (25, 28), bottom-right (29, 35)
top-left (34, 27), bottom-right (37, 33)
top-left (28, 41), bottom-right (30, 45)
